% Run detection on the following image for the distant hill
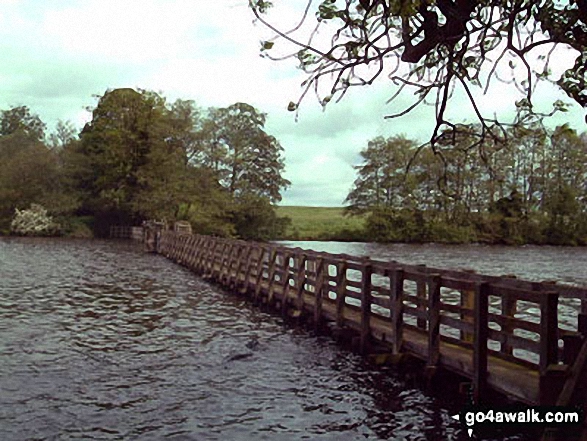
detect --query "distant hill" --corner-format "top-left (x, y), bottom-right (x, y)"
top-left (275, 206), bottom-right (365, 241)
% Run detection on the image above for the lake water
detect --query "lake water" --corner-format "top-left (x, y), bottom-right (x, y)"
top-left (3, 238), bottom-right (582, 440)
top-left (277, 241), bottom-right (587, 287)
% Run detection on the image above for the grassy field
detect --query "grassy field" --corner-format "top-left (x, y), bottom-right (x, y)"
top-left (275, 206), bottom-right (365, 241)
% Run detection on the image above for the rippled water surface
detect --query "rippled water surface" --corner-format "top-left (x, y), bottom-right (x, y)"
top-left (277, 242), bottom-right (587, 287)
top-left (1, 238), bottom-right (568, 440)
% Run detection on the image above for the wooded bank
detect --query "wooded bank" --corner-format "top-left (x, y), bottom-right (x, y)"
top-left (145, 227), bottom-right (587, 410)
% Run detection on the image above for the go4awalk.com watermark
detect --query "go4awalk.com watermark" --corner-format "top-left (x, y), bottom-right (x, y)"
top-left (452, 406), bottom-right (583, 438)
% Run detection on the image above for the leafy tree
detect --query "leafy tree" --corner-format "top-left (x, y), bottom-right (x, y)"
top-left (73, 88), bottom-right (170, 223)
top-left (231, 194), bottom-right (291, 241)
top-left (205, 103), bottom-right (290, 203)
top-left (49, 120), bottom-right (77, 150)
top-left (345, 135), bottom-right (420, 214)
top-left (251, 0), bottom-right (586, 144)
top-left (184, 168), bottom-right (235, 237)
top-left (347, 122), bottom-right (587, 244)
top-left (0, 105), bottom-right (46, 141)
top-left (0, 130), bottom-right (68, 232)
top-left (166, 99), bottom-right (205, 164)
top-left (542, 125), bottom-right (587, 243)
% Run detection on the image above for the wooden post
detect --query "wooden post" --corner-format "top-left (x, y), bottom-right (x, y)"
top-left (228, 244), bottom-right (242, 288)
top-left (313, 258), bottom-right (325, 333)
top-left (460, 288), bottom-right (475, 343)
top-left (227, 242), bottom-right (239, 285)
top-left (295, 254), bottom-right (307, 316)
top-left (240, 246), bottom-right (257, 295)
top-left (214, 240), bottom-right (225, 279)
top-left (360, 264), bottom-right (373, 354)
top-left (579, 298), bottom-right (587, 336)
top-left (460, 270), bottom-right (476, 343)
top-left (391, 269), bottom-right (404, 355)
top-left (427, 274), bottom-right (441, 368)
top-left (501, 294), bottom-right (516, 355)
top-left (280, 253), bottom-right (292, 317)
top-left (539, 292), bottom-right (559, 373)
top-left (417, 264), bottom-right (427, 329)
top-left (473, 282), bottom-right (490, 404)
top-left (336, 261), bottom-right (347, 329)
top-left (194, 237), bottom-right (208, 274)
top-left (538, 290), bottom-right (561, 405)
top-left (266, 249), bottom-right (279, 304)
top-left (219, 242), bottom-right (232, 283)
top-left (186, 236), bottom-right (197, 270)
top-left (254, 248), bottom-right (272, 303)
top-left (205, 239), bottom-right (218, 278)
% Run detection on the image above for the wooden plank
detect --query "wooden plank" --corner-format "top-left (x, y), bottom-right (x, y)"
top-left (402, 306), bottom-right (428, 322)
top-left (489, 284), bottom-right (544, 303)
top-left (461, 280), bottom-right (475, 343)
top-left (327, 302), bottom-right (540, 404)
top-left (473, 282), bottom-right (490, 403)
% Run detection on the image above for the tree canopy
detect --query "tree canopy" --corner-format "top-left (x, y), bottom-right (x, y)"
top-left (0, 89), bottom-right (291, 240)
top-left (347, 124), bottom-right (587, 244)
top-left (250, 0), bottom-right (586, 145)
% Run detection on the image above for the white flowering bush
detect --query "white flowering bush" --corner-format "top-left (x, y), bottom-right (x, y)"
top-left (11, 204), bottom-right (58, 236)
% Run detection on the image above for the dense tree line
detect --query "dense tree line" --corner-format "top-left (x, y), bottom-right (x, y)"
top-left (0, 88), bottom-right (290, 240)
top-left (346, 124), bottom-right (587, 245)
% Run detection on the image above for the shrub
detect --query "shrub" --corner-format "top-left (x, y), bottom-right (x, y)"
top-left (10, 204), bottom-right (59, 236)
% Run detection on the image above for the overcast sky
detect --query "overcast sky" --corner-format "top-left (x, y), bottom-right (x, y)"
top-left (1, 0), bottom-right (584, 206)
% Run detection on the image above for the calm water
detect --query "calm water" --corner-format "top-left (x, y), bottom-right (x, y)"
top-left (3, 238), bottom-right (581, 440)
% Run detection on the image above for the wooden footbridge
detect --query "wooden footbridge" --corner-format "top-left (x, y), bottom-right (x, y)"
top-left (144, 227), bottom-right (587, 413)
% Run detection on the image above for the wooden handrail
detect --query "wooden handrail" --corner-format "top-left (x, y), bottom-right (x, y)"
top-left (150, 230), bottom-right (587, 406)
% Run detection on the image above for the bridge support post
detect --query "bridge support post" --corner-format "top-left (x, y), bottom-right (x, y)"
top-left (390, 269), bottom-right (404, 355)
top-left (314, 258), bottom-right (325, 334)
top-left (427, 274), bottom-right (441, 368)
top-left (539, 292), bottom-right (559, 373)
top-left (335, 261), bottom-right (347, 330)
top-left (473, 282), bottom-right (489, 404)
top-left (360, 264), bottom-right (373, 354)
top-left (579, 299), bottom-right (587, 336)
top-left (416, 264), bottom-right (427, 330)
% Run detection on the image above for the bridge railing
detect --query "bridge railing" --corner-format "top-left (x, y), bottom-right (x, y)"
top-left (154, 230), bottom-right (587, 405)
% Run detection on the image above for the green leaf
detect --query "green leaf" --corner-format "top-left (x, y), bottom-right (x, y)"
top-left (261, 41), bottom-right (274, 51)
top-left (287, 102), bottom-right (298, 112)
